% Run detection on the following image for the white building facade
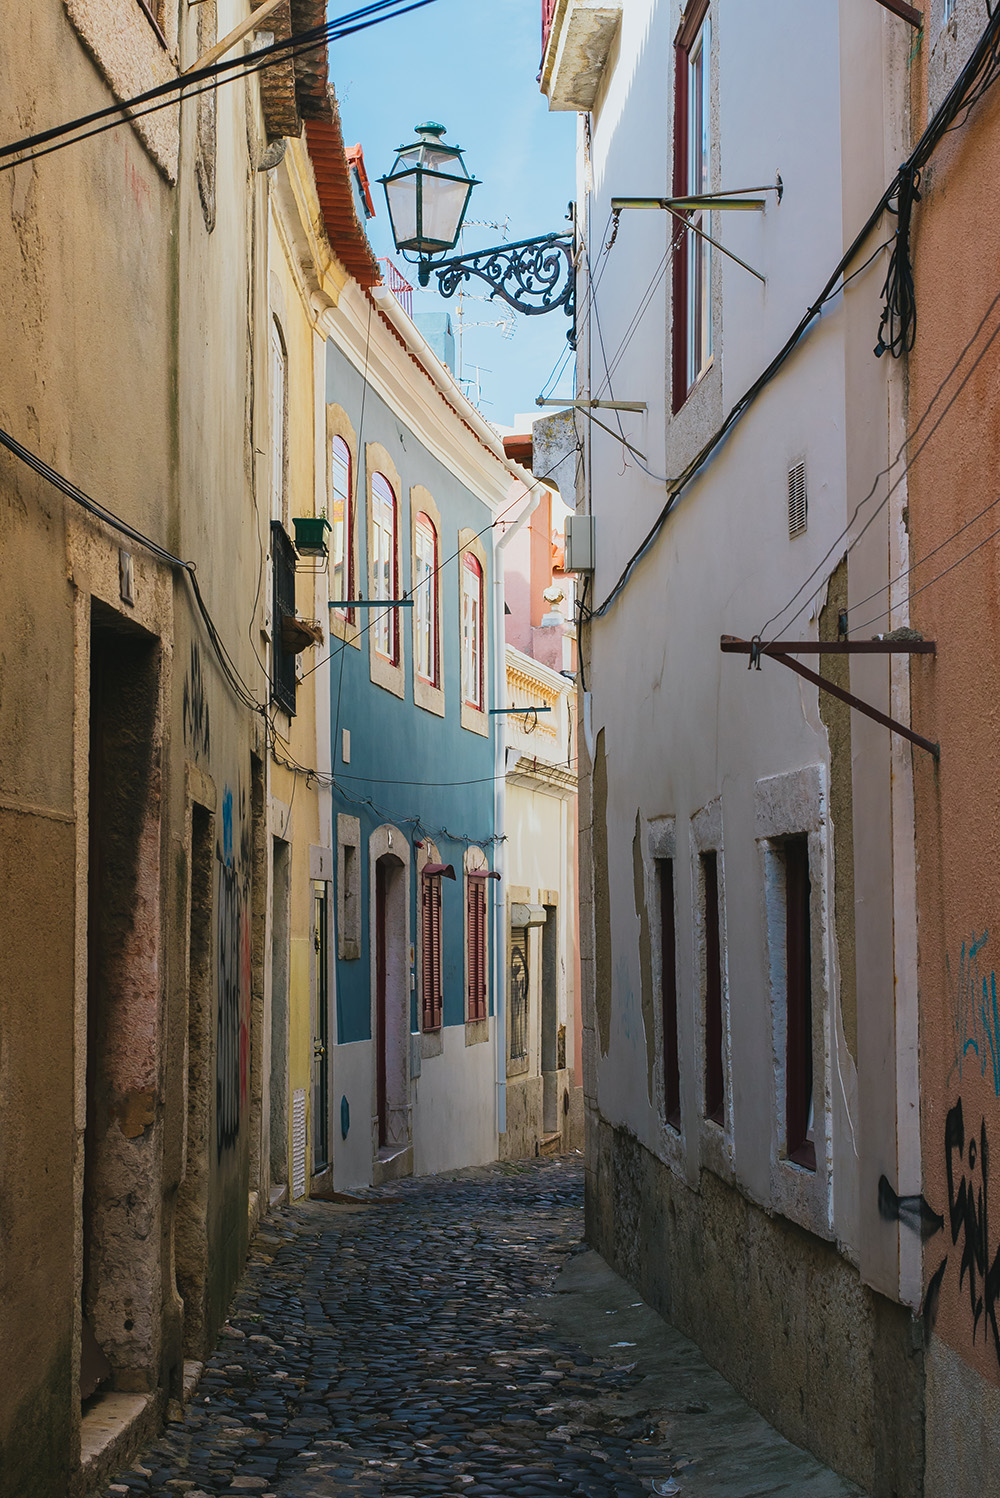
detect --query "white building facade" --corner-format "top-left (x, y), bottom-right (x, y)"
top-left (542, 2), bottom-right (926, 1491)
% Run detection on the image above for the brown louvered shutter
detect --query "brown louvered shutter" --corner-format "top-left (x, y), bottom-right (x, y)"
top-left (467, 878), bottom-right (487, 1021)
top-left (421, 872), bottom-right (444, 1031)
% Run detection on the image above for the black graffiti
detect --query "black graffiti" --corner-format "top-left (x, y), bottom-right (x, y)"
top-left (182, 642), bottom-right (210, 760)
top-left (216, 859), bottom-right (240, 1156)
top-left (877, 1175), bottom-right (944, 1240)
top-left (944, 1097), bottom-right (1000, 1360)
top-left (883, 1098), bottom-right (1000, 1363)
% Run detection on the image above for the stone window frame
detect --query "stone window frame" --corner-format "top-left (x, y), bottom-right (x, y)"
top-left (755, 765), bottom-right (833, 1240)
top-left (336, 814), bottom-right (361, 961)
top-left (506, 883), bottom-right (534, 1080)
top-left (327, 404), bottom-right (361, 650)
top-left (690, 797), bottom-right (734, 1185)
top-left (365, 444), bottom-right (405, 699)
top-left (410, 487), bottom-right (445, 718)
top-left (65, 0), bottom-right (180, 178)
top-left (459, 529), bottom-right (489, 737)
top-left (646, 817), bottom-right (686, 1179)
top-left (416, 839), bottom-right (445, 1059)
top-left (464, 845), bottom-right (491, 1045)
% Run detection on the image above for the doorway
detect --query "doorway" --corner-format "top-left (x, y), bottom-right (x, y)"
top-left (83, 606), bottom-right (161, 1398)
top-left (312, 881), bottom-right (330, 1174)
top-left (374, 853), bottom-right (408, 1154)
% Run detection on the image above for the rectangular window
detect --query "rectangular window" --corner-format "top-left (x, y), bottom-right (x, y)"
top-left (330, 437), bottom-right (352, 619)
top-left (372, 472), bottom-right (398, 662)
top-left (658, 858), bottom-right (681, 1130)
top-left (462, 553), bottom-right (483, 709)
top-left (270, 520), bottom-right (297, 716)
top-left (467, 876), bottom-right (488, 1022)
top-left (701, 850), bottom-right (724, 1124)
top-left (415, 516), bottom-right (437, 684)
top-left (270, 320), bottom-right (287, 528)
top-left (421, 871), bottom-right (444, 1031)
top-left (784, 836), bottom-right (815, 1170)
top-left (337, 814), bottom-right (361, 961)
top-left (509, 923), bottom-right (529, 1062)
top-left (672, 2), bottom-right (712, 411)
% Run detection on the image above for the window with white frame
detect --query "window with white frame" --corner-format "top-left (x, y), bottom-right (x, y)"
top-left (330, 436), bottom-right (352, 618)
top-left (415, 513), bottom-right (438, 685)
top-left (371, 472), bottom-right (398, 662)
top-left (461, 552), bottom-right (484, 710)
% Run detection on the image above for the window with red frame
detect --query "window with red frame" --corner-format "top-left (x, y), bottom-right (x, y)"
top-left (421, 870), bottom-right (444, 1031)
top-left (672, 0), bottom-right (713, 412)
top-left (330, 436), bottom-right (353, 621)
top-left (658, 858), bottom-right (681, 1131)
top-left (783, 836), bottom-right (815, 1170)
top-left (462, 552), bottom-right (484, 709)
top-left (415, 513), bottom-right (438, 685)
top-left (466, 874), bottom-right (488, 1022)
top-left (371, 472), bottom-right (398, 662)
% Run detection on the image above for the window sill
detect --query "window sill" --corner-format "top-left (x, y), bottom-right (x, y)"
top-left (465, 1018), bottom-right (489, 1046)
top-left (414, 675), bottom-right (445, 717)
top-left (461, 701), bottom-right (489, 737)
top-left (420, 1028), bottom-right (445, 1060)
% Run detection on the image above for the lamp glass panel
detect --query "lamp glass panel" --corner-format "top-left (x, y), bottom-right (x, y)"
top-left (385, 172), bottom-right (418, 247)
top-left (422, 176), bottom-right (471, 248)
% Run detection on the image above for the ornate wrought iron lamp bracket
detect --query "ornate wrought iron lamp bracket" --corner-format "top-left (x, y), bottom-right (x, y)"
top-left (416, 233), bottom-right (576, 346)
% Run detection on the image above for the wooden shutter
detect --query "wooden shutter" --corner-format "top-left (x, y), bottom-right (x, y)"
top-left (421, 871), bottom-right (443, 1031)
top-left (467, 878), bottom-right (487, 1021)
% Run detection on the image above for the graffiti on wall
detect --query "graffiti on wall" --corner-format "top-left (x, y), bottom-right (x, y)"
top-left (216, 783), bottom-right (251, 1158)
top-left (182, 641), bottom-right (211, 761)
top-left (881, 1097), bottom-right (1000, 1366)
top-left (947, 930), bottom-right (1000, 1097)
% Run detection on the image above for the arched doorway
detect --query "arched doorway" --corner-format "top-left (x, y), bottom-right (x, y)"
top-left (373, 849), bottom-right (410, 1157)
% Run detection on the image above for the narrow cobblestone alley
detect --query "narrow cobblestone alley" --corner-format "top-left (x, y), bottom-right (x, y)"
top-left (99, 1159), bottom-right (861, 1498)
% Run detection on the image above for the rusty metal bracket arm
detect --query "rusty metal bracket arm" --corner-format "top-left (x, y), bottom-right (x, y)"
top-left (720, 636), bottom-right (939, 758)
top-left (873, 0), bottom-right (923, 27)
top-left (720, 635), bottom-right (936, 656)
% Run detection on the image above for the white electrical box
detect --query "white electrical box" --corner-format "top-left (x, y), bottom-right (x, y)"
top-left (564, 514), bottom-right (595, 572)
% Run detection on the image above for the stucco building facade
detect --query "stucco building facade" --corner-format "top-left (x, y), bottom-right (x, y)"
top-left (541, 2), bottom-right (928, 1492)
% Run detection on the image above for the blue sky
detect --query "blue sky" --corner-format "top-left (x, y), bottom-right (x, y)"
top-left (327, 0), bottom-right (577, 427)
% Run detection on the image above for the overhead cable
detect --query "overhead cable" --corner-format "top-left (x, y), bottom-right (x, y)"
top-left (0, 0), bottom-right (439, 174)
top-left (589, 4), bottom-right (1000, 622)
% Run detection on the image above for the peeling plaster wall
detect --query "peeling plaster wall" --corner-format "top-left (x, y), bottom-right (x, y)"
top-left (0, 3), bottom-right (270, 1487)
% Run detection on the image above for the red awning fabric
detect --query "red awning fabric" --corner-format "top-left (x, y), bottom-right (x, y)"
top-left (422, 863), bottom-right (456, 880)
top-left (468, 869), bottom-right (501, 880)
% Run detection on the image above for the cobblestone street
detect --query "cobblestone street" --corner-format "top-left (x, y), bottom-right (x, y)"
top-left (100, 1158), bottom-right (861, 1498)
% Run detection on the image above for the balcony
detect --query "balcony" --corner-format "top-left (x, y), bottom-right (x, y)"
top-left (378, 257), bottom-right (414, 319)
top-left (539, 0), bottom-right (622, 113)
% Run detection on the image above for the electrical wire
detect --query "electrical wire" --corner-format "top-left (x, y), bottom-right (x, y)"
top-left (0, 0), bottom-right (439, 174)
top-left (760, 279), bottom-right (1000, 639)
top-left (846, 492), bottom-right (1000, 630)
top-left (0, 424), bottom-right (265, 715)
top-left (852, 516), bottom-right (1000, 636)
top-left (300, 436), bottom-right (584, 682)
top-left (586, 4), bottom-right (1000, 623)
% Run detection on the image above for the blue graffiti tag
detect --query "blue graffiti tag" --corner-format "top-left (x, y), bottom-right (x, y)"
top-left (948, 930), bottom-right (1000, 1098)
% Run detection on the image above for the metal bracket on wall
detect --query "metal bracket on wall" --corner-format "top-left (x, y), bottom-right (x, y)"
top-left (873, 0), bottom-right (922, 26)
top-left (611, 182), bottom-right (782, 285)
top-left (720, 634), bottom-right (939, 758)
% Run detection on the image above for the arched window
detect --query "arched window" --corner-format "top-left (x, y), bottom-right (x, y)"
top-left (330, 436), bottom-right (352, 618)
top-left (462, 552), bottom-right (484, 710)
top-left (269, 318), bottom-right (288, 528)
top-left (414, 513), bottom-right (438, 685)
top-left (372, 472), bottom-right (398, 662)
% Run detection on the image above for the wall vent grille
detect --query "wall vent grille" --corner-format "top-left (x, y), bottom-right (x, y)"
top-left (788, 463), bottom-right (807, 538)
top-left (291, 1088), bottom-right (307, 1199)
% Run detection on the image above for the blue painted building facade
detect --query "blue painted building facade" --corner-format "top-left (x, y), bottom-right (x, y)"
top-left (318, 285), bottom-right (520, 1185)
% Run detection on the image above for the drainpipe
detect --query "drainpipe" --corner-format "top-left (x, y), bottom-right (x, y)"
top-left (492, 487), bottom-right (542, 1142)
